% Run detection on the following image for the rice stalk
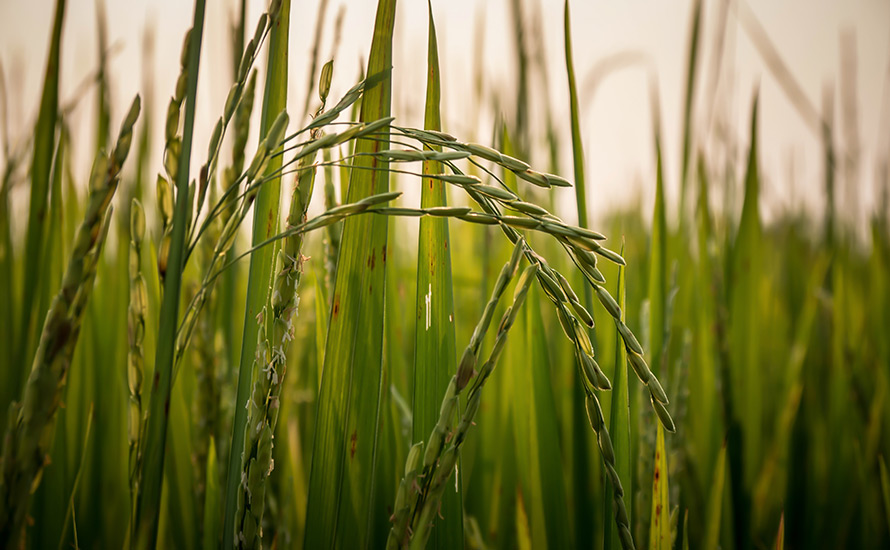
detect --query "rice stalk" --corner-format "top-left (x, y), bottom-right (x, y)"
top-left (0, 95), bottom-right (139, 548)
top-left (387, 242), bottom-right (532, 549)
top-left (234, 63), bottom-right (331, 549)
top-left (133, 0), bottom-right (205, 544)
top-left (223, 0), bottom-right (291, 544)
top-left (127, 198), bottom-right (147, 528)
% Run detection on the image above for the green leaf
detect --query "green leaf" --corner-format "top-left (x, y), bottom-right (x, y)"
top-left (563, 4), bottom-right (597, 542)
top-left (510, 286), bottom-right (572, 549)
top-left (14, 0), bottom-right (65, 415)
top-left (606, 246), bottom-right (632, 550)
top-left (648, 131), bottom-right (667, 378)
top-left (135, 1), bottom-right (206, 546)
top-left (649, 424), bottom-right (670, 550)
top-left (703, 442), bottom-right (726, 549)
top-left (412, 2), bottom-right (462, 547)
top-left (303, 0), bottom-right (396, 547)
top-left (202, 438), bottom-right (220, 550)
top-left (725, 95), bottom-right (760, 549)
top-left (678, 0), bottom-right (702, 217)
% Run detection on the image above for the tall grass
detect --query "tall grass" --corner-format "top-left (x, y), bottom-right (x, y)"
top-left (0, 0), bottom-right (888, 549)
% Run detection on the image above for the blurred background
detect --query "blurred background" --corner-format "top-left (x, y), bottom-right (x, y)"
top-left (2, 0), bottom-right (888, 226)
top-left (2, 1), bottom-right (890, 549)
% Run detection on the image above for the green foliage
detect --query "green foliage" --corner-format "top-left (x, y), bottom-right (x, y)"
top-left (0, 1), bottom-right (887, 550)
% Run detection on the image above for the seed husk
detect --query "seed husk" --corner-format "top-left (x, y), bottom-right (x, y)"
top-left (616, 321), bottom-right (643, 355)
top-left (569, 298), bottom-right (594, 328)
top-left (465, 143), bottom-right (503, 164)
top-left (426, 206), bottom-right (471, 217)
top-left (514, 169), bottom-right (552, 188)
top-left (594, 284), bottom-right (621, 319)
top-left (498, 153), bottom-right (530, 172)
top-left (509, 201), bottom-right (549, 216)
top-left (459, 212), bottom-right (498, 225)
top-left (434, 173), bottom-right (481, 186)
top-left (648, 376), bottom-right (669, 404)
top-left (475, 184), bottom-right (517, 201)
top-left (585, 393), bottom-right (604, 432)
top-left (651, 397), bottom-right (676, 432)
top-left (627, 351), bottom-right (653, 384)
top-left (502, 215), bottom-right (540, 230)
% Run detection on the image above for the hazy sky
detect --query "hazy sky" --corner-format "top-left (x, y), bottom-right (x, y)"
top-left (1, 0), bottom-right (888, 224)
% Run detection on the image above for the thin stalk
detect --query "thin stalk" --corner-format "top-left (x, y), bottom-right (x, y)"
top-left (133, 1), bottom-right (205, 546)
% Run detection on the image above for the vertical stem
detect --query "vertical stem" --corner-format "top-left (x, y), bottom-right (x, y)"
top-left (222, 1), bottom-right (290, 547)
top-left (134, 1), bottom-right (205, 547)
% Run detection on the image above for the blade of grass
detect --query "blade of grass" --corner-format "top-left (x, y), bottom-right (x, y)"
top-left (303, 0), bottom-right (396, 547)
top-left (57, 403), bottom-right (93, 550)
top-left (725, 92), bottom-right (761, 550)
top-left (648, 128), bottom-right (667, 378)
top-left (563, 4), bottom-right (595, 543)
top-left (202, 438), bottom-right (220, 550)
top-left (15, 0), bottom-right (66, 405)
top-left (703, 442), bottom-right (726, 549)
top-left (134, 1), bottom-right (205, 546)
top-left (649, 423), bottom-right (670, 550)
top-left (605, 245), bottom-right (632, 550)
top-left (413, 2), bottom-right (462, 547)
top-left (678, 0), bottom-right (702, 219)
top-left (510, 285), bottom-right (572, 549)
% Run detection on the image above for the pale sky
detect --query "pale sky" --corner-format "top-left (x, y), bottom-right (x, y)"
top-left (1, 0), bottom-right (888, 226)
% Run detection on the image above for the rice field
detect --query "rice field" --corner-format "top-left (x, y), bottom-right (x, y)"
top-left (1, 0), bottom-right (888, 549)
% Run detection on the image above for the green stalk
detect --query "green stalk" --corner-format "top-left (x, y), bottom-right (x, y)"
top-left (133, 1), bottom-right (205, 546)
top-left (223, 1), bottom-right (290, 547)
top-left (605, 249), bottom-right (632, 550)
top-left (678, 0), bottom-right (702, 220)
top-left (563, 2), bottom-right (595, 543)
top-left (648, 131), bottom-right (667, 378)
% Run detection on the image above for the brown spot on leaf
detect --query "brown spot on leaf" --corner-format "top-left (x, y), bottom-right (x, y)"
top-left (382, 245), bottom-right (387, 264)
top-left (154, 371), bottom-right (160, 390)
top-left (332, 295), bottom-right (340, 318)
top-left (444, 240), bottom-right (447, 249)
top-left (350, 431), bottom-right (357, 459)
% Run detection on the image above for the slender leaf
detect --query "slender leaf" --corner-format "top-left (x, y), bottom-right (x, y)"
top-left (15, 0), bottom-right (65, 410)
top-left (703, 442), bottom-right (726, 549)
top-left (135, 1), bottom-right (206, 545)
top-left (649, 424), bottom-right (670, 550)
top-left (412, 3), bottom-right (462, 547)
top-left (606, 247), bottom-right (632, 550)
top-left (304, 0), bottom-right (396, 547)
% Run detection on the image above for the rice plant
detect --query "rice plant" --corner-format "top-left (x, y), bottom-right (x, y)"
top-left (0, 0), bottom-right (888, 549)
